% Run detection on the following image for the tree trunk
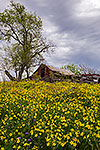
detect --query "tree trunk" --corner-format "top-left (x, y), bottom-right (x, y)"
top-left (18, 70), bottom-right (24, 81)
top-left (26, 68), bottom-right (29, 79)
top-left (5, 70), bottom-right (16, 81)
top-left (15, 70), bottom-right (18, 78)
top-left (18, 65), bottom-right (25, 81)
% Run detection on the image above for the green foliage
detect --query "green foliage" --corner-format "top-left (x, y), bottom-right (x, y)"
top-left (61, 64), bottom-right (81, 76)
top-left (0, 1), bottom-right (54, 80)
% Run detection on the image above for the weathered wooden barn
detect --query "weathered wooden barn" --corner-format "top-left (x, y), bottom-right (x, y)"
top-left (30, 64), bottom-right (75, 82)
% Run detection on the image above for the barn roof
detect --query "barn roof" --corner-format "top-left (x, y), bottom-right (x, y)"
top-left (33, 64), bottom-right (75, 76)
top-left (46, 65), bottom-right (75, 76)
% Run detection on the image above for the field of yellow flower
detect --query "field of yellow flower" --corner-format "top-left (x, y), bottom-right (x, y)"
top-left (0, 80), bottom-right (100, 150)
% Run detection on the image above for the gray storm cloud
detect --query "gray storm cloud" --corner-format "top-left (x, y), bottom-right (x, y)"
top-left (0, 0), bottom-right (100, 71)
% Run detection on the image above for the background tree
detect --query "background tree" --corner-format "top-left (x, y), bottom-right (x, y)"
top-left (0, 1), bottom-right (54, 81)
top-left (61, 64), bottom-right (81, 76)
top-left (79, 64), bottom-right (100, 74)
top-left (62, 63), bottom-right (100, 76)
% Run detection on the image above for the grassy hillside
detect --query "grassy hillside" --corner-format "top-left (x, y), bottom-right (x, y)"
top-left (0, 81), bottom-right (100, 150)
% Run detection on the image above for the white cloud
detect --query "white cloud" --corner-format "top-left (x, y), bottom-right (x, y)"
top-left (0, 0), bottom-right (24, 12)
top-left (32, 0), bottom-right (47, 7)
top-left (76, 0), bottom-right (100, 17)
top-left (42, 17), bottom-right (88, 67)
top-left (42, 17), bottom-right (59, 35)
top-left (0, 0), bottom-right (10, 11)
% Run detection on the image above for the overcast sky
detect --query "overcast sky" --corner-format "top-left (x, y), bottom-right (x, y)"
top-left (0, 0), bottom-right (100, 78)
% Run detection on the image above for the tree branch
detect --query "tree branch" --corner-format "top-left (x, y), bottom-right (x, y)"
top-left (6, 23), bottom-right (23, 45)
top-left (0, 29), bottom-right (22, 45)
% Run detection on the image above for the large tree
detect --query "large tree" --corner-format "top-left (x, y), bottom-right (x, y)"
top-left (0, 1), bottom-right (54, 81)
